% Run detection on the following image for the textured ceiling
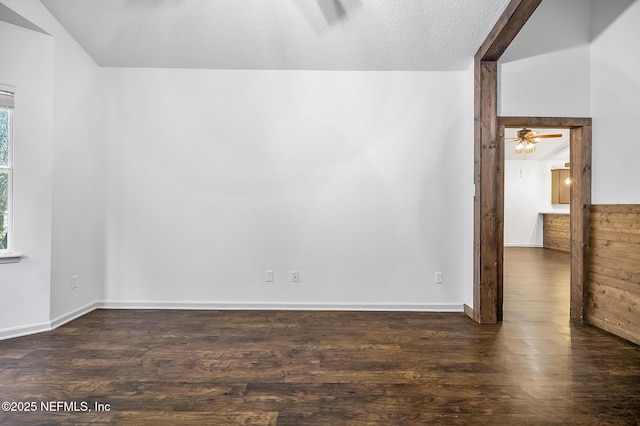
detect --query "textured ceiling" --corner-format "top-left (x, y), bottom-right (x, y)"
top-left (40, 0), bottom-right (511, 70)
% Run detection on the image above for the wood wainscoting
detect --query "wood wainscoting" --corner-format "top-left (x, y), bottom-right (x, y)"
top-left (587, 204), bottom-right (640, 345)
top-left (542, 214), bottom-right (570, 252)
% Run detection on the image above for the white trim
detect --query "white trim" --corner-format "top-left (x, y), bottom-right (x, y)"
top-left (0, 83), bottom-right (15, 93)
top-left (50, 301), bottom-right (99, 329)
top-left (1, 107), bottom-right (13, 252)
top-left (99, 300), bottom-right (464, 312)
top-left (0, 83), bottom-right (15, 109)
top-left (0, 302), bottom-right (98, 341)
top-left (0, 320), bottom-right (50, 340)
top-left (503, 243), bottom-right (544, 248)
top-left (0, 252), bottom-right (22, 263)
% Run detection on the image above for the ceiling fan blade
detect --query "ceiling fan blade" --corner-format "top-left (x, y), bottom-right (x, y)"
top-left (535, 134), bottom-right (563, 139)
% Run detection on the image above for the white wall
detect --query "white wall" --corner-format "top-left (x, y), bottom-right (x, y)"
top-left (463, 62), bottom-right (475, 309)
top-left (499, 0), bottom-right (592, 117)
top-left (504, 160), bottom-right (570, 247)
top-left (590, 0), bottom-right (640, 204)
top-left (0, 0), bottom-right (475, 338)
top-left (47, 11), bottom-right (105, 322)
top-left (501, 0), bottom-right (640, 204)
top-left (0, 21), bottom-right (53, 333)
top-left (0, 0), bottom-right (636, 339)
top-left (103, 68), bottom-right (471, 310)
top-left (0, 0), bottom-right (105, 337)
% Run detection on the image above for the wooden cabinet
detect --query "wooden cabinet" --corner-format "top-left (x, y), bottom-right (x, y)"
top-left (551, 169), bottom-right (570, 204)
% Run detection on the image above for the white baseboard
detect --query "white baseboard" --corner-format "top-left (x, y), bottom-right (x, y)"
top-left (0, 320), bottom-right (51, 341)
top-left (50, 301), bottom-right (99, 329)
top-left (99, 300), bottom-right (464, 312)
top-left (0, 301), bottom-right (99, 341)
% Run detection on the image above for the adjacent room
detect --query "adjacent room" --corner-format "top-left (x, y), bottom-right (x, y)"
top-left (1, 0), bottom-right (639, 423)
top-left (503, 126), bottom-right (572, 322)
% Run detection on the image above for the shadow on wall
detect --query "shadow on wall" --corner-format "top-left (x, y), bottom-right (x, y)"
top-left (0, 4), bottom-right (48, 34)
top-left (591, 0), bottom-right (638, 40)
top-left (500, 0), bottom-right (636, 64)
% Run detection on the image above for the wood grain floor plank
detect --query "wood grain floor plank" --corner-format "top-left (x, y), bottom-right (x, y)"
top-left (1, 248), bottom-right (639, 424)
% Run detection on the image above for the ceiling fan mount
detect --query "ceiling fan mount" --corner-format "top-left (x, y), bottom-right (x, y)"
top-left (516, 128), bottom-right (534, 139)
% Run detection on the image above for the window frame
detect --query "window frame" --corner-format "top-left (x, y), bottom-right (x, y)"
top-left (0, 84), bottom-right (15, 257)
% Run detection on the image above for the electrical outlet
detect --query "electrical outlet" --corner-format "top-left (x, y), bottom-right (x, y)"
top-left (71, 275), bottom-right (79, 289)
top-left (292, 271), bottom-right (300, 283)
top-left (266, 270), bottom-right (274, 282)
top-left (434, 272), bottom-right (443, 284)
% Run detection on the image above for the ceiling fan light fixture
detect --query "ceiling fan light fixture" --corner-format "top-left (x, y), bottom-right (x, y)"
top-left (510, 128), bottom-right (563, 156)
top-left (524, 143), bottom-right (536, 154)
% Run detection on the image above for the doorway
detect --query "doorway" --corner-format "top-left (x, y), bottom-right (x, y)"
top-left (491, 116), bottom-right (592, 322)
top-left (468, 114), bottom-right (592, 324)
top-left (502, 125), bottom-right (572, 321)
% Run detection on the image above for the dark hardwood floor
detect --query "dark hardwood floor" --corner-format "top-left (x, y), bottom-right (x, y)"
top-left (1, 248), bottom-right (639, 425)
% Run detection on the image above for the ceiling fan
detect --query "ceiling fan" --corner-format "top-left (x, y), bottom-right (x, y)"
top-left (510, 128), bottom-right (562, 154)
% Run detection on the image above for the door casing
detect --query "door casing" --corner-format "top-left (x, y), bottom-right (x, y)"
top-left (470, 0), bottom-right (592, 323)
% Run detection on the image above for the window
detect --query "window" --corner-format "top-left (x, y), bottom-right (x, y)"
top-left (0, 84), bottom-right (14, 253)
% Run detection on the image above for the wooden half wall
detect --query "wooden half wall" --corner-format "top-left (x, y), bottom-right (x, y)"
top-left (543, 214), bottom-right (570, 253)
top-left (587, 204), bottom-right (640, 345)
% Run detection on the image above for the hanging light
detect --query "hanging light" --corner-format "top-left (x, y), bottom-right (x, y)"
top-left (514, 129), bottom-right (538, 155)
top-left (524, 142), bottom-right (536, 153)
top-left (512, 128), bottom-right (562, 156)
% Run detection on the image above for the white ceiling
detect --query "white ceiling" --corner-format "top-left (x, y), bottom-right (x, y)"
top-left (40, 0), bottom-right (511, 70)
top-left (504, 128), bottom-right (570, 162)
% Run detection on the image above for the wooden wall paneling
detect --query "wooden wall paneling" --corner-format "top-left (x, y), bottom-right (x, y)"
top-left (543, 214), bottom-right (570, 252)
top-left (586, 204), bottom-right (640, 345)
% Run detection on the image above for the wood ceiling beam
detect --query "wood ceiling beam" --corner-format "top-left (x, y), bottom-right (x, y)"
top-left (477, 0), bottom-right (542, 62)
